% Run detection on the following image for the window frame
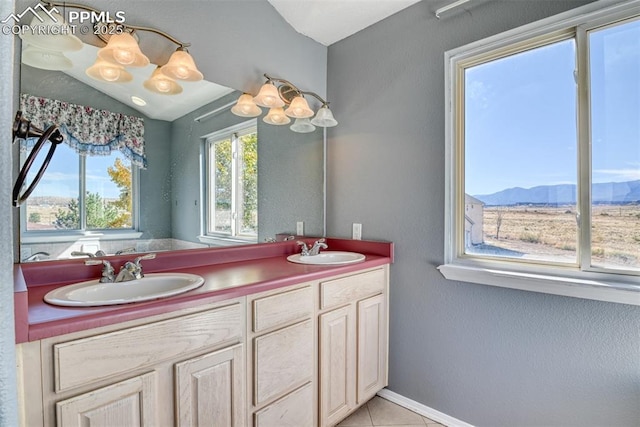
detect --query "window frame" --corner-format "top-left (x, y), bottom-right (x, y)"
top-left (200, 119), bottom-right (258, 245)
top-left (440, 0), bottom-right (640, 306)
top-left (19, 148), bottom-right (141, 244)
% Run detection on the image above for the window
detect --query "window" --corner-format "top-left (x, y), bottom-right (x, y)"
top-left (204, 121), bottom-right (258, 242)
top-left (22, 143), bottom-right (136, 234)
top-left (442, 2), bottom-right (640, 305)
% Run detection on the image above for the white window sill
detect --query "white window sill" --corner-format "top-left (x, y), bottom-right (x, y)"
top-left (437, 263), bottom-right (640, 306)
top-left (197, 235), bottom-right (257, 247)
top-left (21, 231), bottom-right (143, 244)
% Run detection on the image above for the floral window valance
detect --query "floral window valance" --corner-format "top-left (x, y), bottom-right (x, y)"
top-left (19, 94), bottom-right (147, 168)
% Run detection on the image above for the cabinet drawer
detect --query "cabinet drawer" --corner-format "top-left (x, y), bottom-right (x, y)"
top-left (54, 303), bottom-right (242, 393)
top-left (254, 382), bottom-right (314, 427)
top-left (254, 319), bottom-right (313, 406)
top-left (252, 286), bottom-right (313, 333)
top-left (320, 269), bottom-right (385, 309)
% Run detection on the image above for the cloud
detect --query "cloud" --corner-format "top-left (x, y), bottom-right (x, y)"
top-left (593, 168), bottom-right (640, 182)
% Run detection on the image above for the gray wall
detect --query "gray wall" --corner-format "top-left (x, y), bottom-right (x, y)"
top-left (326, 1), bottom-right (640, 426)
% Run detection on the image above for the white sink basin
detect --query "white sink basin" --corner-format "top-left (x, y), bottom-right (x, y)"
top-left (44, 273), bottom-right (205, 307)
top-left (287, 251), bottom-right (366, 266)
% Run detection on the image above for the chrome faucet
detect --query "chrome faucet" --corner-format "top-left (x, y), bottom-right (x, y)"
top-left (72, 250), bottom-right (107, 258)
top-left (297, 238), bottom-right (328, 256)
top-left (85, 259), bottom-right (116, 283)
top-left (22, 251), bottom-right (50, 262)
top-left (85, 253), bottom-right (156, 283)
top-left (115, 247), bottom-right (136, 255)
top-left (114, 253), bottom-right (156, 282)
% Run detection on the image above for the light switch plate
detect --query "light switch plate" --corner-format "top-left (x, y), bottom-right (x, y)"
top-left (296, 221), bottom-right (304, 236)
top-left (352, 223), bottom-right (362, 240)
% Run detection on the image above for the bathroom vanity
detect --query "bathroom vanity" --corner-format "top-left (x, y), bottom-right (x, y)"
top-left (14, 238), bottom-right (393, 427)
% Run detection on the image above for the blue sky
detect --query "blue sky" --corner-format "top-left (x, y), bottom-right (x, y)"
top-left (27, 143), bottom-right (123, 199)
top-left (465, 18), bottom-right (639, 196)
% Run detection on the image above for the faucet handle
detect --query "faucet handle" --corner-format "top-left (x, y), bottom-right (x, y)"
top-left (297, 241), bottom-right (310, 256)
top-left (85, 259), bottom-right (115, 283)
top-left (134, 253), bottom-right (156, 265)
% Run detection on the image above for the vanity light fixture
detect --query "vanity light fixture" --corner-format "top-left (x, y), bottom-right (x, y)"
top-left (97, 32), bottom-right (150, 67)
top-left (23, 2), bottom-right (203, 95)
top-left (85, 58), bottom-right (133, 83)
top-left (232, 73), bottom-right (338, 133)
top-left (231, 93), bottom-right (262, 117)
top-left (143, 66), bottom-right (183, 95)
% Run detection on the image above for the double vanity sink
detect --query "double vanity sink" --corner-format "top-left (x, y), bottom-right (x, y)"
top-left (42, 245), bottom-right (365, 308)
top-left (15, 238), bottom-right (393, 427)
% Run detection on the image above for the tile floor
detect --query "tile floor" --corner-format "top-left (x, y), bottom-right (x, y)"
top-left (337, 396), bottom-right (446, 427)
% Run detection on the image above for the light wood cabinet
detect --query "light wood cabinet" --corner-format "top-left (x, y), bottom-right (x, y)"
top-left (247, 283), bottom-right (316, 426)
top-left (356, 294), bottom-right (386, 404)
top-left (318, 268), bottom-right (389, 427)
top-left (319, 305), bottom-right (356, 426)
top-left (17, 265), bottom-right (389, 427)
top-left (175, 344), bottom-right (245, 427)
top-left (56, 372), bottom-right (158, 427)
top-left (18, 299), bottom-right (245, 427)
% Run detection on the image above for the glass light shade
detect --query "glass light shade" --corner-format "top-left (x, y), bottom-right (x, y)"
top-left (98, 33), bottom-right (150, 67)
top-left (263, 107), bottom-right (291, 125)
top-left (160, 49), bottom-right (203, 81)
top-left (253, 83), bottom-right (284, 108)
top-left (285, 96), bottom-right (314, 118)
top-left (143, 67), bottom-right (183, 95)
top-left (21, 45), bottom-right (72, 71)
top-left (290, 118), bottom-right (316, 133)
top-left (310, 105), bottom-right (338, 127)
top-left (20, 12), bottom-right (82, 52)
top-left (86, 58), bottom-right (133, 83)
top-left (231, 94), bottom-right (262, 117)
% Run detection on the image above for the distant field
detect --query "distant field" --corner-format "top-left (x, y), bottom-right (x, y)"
top-left (25, 197), bottom-right (117, 230)
top-left (476, 204), bottom-right (640, 268)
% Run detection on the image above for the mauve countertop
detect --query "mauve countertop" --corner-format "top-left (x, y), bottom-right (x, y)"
top-left (14, 238), bottom-right (393, 343)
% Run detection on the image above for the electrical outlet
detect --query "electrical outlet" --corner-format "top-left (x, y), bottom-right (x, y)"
top-left (352, 223), bottom-right (362, 240)
top-left (296, 221), bottom-right (304, 236)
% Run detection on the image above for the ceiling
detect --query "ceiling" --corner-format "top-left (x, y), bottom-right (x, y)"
top-left (62, 44), bottom-right (233, 121)
top-left (25, 1), bottom-right (425, 121)
top-left (268, 0), bottom-right (422, 46)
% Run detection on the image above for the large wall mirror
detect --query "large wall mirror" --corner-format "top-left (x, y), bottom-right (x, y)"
top-left (16, 45), bottom-right (325, 262)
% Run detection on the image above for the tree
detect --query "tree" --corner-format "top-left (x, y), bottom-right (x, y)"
top-left (28, 212), bottom-right (41, 223)
top-left (241, 133), bottom-right (258, 232)
top-left (54, 157), bottom-right (132, 230)
top-left (107, 157), bottom-right (133, 228)
top-left (54, 192), bottom-right (120, 229)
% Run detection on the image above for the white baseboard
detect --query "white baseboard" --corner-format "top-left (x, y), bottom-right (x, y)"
top-left (376, 388), bottom-right (475, 427)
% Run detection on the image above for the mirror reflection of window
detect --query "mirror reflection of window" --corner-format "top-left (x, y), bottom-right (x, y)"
top-left (22, 144), bottom-right (136, 232)
top-left (205, 120), bottom-right (258, 241)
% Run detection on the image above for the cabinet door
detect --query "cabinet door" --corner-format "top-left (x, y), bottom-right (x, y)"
top-left (319, 305), bottom-right (356, 427)
top-left (357, 294), bottom-right (387, 404)
top-left (254, 383), bottom-right (314, 427)
top-left (254, 319), bottom-right (313, 406)
top-left (175, 344), bottom-right (245, 427)
top-left (56, 372), bottom-right (158, 427)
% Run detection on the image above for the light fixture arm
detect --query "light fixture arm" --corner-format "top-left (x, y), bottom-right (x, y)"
top-left (44, 2), bottom-right (191, 48)
top-left (263, 73), bottom-right (329, 106)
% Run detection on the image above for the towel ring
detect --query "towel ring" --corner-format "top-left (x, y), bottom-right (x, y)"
top-left (12, 112), bottom-right (64, 207)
